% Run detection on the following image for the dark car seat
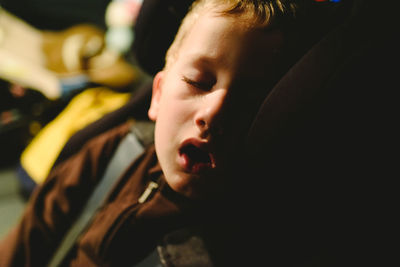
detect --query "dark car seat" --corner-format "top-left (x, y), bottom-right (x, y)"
top-left (236, 1), bottom-right (399, 266)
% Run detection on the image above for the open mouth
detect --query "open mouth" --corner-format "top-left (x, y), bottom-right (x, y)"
top-left (179, 139), bottom-right (216, 173)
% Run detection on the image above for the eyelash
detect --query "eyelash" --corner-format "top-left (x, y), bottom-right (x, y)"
top-left (182, 76), bottom-right (213, 91)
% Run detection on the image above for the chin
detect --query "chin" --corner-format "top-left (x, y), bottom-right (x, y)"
top-left (167, 173), bottom-right (201, 199)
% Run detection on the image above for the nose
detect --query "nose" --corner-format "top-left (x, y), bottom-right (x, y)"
top-left (194, 89), bottom-right (228, 137)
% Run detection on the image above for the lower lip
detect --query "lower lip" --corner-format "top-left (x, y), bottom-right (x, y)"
top-left (178, 153), bottom-right (213, 174)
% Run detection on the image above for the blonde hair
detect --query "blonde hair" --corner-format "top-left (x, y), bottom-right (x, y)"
top-left (164, 0), bottom-right (300, 70)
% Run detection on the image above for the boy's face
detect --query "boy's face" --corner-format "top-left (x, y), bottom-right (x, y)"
top-left (148, 9), bottom-right (283, 199)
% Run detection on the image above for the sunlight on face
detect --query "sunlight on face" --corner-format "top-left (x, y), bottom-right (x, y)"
top-left (148, 8), bottom-right (283, 199)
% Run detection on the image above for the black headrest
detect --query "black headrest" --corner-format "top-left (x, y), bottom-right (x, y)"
top-left (132, 0), bottom-right (194, 75)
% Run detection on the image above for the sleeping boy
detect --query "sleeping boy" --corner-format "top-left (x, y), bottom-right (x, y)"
top-left (0, 0), bottom-right (348, 266)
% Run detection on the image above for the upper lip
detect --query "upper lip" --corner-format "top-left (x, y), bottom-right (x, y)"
top-left (180, 138), bottom-right (209, 151)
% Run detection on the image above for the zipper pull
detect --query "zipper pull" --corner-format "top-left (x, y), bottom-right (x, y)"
top-left (138, 181), bottom-right (159, 203)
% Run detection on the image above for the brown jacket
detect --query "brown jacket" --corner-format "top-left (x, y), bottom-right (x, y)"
top-left (0, 122), bottom-right (211, 266)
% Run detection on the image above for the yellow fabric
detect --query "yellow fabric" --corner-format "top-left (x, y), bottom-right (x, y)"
top-left (20, 87), bottom-right (130, 184)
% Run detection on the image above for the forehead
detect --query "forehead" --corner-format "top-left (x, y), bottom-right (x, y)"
top-left (176, 9), bottom-right (284, 81)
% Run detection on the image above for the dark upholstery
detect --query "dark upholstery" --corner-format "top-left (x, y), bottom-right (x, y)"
top-left (238, 2), bottom-right (399, 266)
top-left (0, 0), bottom-right (112, 30)
top-left (132, 0), bottom-right (194, 75)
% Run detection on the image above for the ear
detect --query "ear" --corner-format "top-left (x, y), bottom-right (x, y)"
top-left (148, 71), bottom-right (164, 121)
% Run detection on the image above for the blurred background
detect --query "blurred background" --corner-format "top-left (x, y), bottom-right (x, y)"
top-left (0, 0), bottom-right (149, 239)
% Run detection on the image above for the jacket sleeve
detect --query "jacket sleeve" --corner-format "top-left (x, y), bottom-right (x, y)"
top-left (0, 122), bottom-right (130, 267)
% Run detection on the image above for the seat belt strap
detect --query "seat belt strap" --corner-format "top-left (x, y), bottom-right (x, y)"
top-left (47, 122), bottom-right (151, 267)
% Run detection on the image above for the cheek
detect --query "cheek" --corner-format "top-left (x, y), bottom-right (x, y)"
top-left (161, 92), bottom-right (195, 123)
top-left (155, 99), bottom-right (188, 142)
top-left (158, 100), bottom-right (184, 126)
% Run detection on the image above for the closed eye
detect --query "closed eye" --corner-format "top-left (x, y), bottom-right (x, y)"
top-left (182, 76), bottom-right (214, 91)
